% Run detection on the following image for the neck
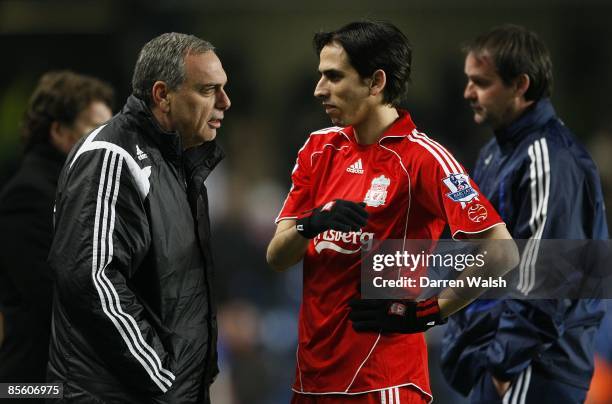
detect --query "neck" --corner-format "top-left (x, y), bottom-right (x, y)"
top-left (151, 106), bottom-right (174, 133)
top-left (495, 99), bottom-right (534, 132)
top-left (353, 105), bottom-right (399, 145)
top-left (151, 106), bottom-right (201, 150)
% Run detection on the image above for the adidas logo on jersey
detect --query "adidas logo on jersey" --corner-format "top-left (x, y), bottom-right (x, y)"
top-left (136, 145), bottom-right (148, 161)
top-left (346, 158), bottom-right (364, 174)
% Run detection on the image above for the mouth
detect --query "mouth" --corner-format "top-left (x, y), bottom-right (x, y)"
top-left (323, 104), bottom-right (338, 113)
top-left (470, 104), bottom-right (483, 113)
top-left (207, 118), bottom-right (223, 129)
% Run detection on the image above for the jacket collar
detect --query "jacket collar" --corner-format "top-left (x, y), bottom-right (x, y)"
top-left (122, 95), bottom-right (183, 163)
top-left (20, 142), bottom-right (67, 184)
top-left (183, 140), bottom-right (225, 182)
top-left (494, 98), bottom-right (556, 148)
top-left (121, 95), bottom-right (225, 179)
top-left (27, 141), bottom-right (67, 168)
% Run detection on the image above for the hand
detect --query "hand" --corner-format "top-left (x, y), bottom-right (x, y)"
top-left (296, 200), bottom-right (368, 239)
top-left (491, 375), bottom-right (511, 397)
top-left (348, 297), bottom-right (446, 334)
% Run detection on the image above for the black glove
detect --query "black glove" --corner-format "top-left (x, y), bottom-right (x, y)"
top-left (348, 297), bottom-right (446, 334)
top-left (296, 200), bottom-right (369, 239)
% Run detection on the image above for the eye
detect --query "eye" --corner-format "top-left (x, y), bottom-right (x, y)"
top-left (326, 72), bottom-right (342, 83)
top-left (198, 85), bottom-right (217, 95)
top-left (472, 78), bottom-right (490, 88)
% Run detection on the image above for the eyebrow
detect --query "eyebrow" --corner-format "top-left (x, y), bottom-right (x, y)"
top-left (466, 73), bottom-right (492, 80)
top-left (319, 68), bottom-right (343, 76)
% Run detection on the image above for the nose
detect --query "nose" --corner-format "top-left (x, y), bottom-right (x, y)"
top-left (464, 81), bottom-right (475, 100)
top-left (314, 76), bottom-right (328, 100)
top-left (216, 88), bottom-right (231, 111)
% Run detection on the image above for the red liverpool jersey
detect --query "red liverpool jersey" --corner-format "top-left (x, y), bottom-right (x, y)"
top-left (276, 110), bottom-right (504, 399)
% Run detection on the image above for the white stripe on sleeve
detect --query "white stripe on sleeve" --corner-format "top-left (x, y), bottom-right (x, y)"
top-left (519, 366), bottom-right (532, 404)
top-left (510, 370), bottom-right (525, 404)
top-left (519, 139), bottom-right (550, 295)
top-left (91, 150), bottom-right (175, 392)
top-left (412, 131), bottom-right (464, 174)
top-left (408, 133), bottom-right (450, 176)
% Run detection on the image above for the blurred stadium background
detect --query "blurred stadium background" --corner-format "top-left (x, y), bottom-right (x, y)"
top-left (0, 1), bottom-right (610, 403)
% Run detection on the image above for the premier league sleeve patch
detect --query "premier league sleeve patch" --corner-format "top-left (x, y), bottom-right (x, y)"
top-left (442, 173), bottom-right (478, 203)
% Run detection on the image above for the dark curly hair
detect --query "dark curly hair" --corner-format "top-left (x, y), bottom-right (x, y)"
top-left (22, 70), bottom-right (114, 150)
top-left (313, 20), bottom-right (412, 107)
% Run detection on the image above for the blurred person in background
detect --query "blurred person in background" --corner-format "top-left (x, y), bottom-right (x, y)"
top-left (0, 70), bottom-right (113, 386)
top-left (585, 132), bottom-right (612, 404)
top-left (585, 300), bottom-right (612, 404)
top-left (46, 32), bottom-right (230, 403)
top-left (441, 24), bottom-right (608, 404)
top-left (267, 20), bottom-right (518, 404)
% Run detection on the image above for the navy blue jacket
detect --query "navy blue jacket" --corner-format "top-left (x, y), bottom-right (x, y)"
top-left (441, 99), bottom-right (608, 394)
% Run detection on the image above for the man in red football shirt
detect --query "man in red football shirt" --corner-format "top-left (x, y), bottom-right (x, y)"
top-left (267, 21), bottom-right (518, 404)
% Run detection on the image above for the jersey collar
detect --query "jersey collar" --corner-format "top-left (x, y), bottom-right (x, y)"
top-left (380, 109), bottom-right (417, 141)
top-left (340, 109), bottom-right (417, 145)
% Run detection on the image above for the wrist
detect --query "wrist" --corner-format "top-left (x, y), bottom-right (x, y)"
top-left (296, 216), bottom-right (317, 239)
top-left (415, 297), bottom-right (446, 327)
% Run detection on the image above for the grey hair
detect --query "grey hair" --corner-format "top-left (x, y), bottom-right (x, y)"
top-left (131, 32), bottom-right (215, 106)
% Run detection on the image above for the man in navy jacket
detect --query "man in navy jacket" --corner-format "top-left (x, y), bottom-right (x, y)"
top-left (441, 25), bottom-right (608, 404)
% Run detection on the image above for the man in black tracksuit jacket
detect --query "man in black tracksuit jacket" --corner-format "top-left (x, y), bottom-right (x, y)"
top-left (47, 33), bottom-right (231, 403)
top-left (441, 25), bottom-right (608, 404)
top-left (0, 71), bottom-right (113, 391)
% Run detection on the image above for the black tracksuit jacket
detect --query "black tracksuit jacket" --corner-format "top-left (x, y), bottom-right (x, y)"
top-left (0, 143), bottom-right (65, 387)
top-left (47, 95), bottom-right (223, 403)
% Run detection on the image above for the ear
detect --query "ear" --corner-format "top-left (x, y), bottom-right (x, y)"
top-left (514, 73), bottom-right (530, 99)
top-left (369, 69), bottom-right (387, 97)
top-left (151, 81), bottom-right (171, 113)
top-left (50, 121), bottom-right (63, 142)
top-left (49, 121), bottom-right (70, 154)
